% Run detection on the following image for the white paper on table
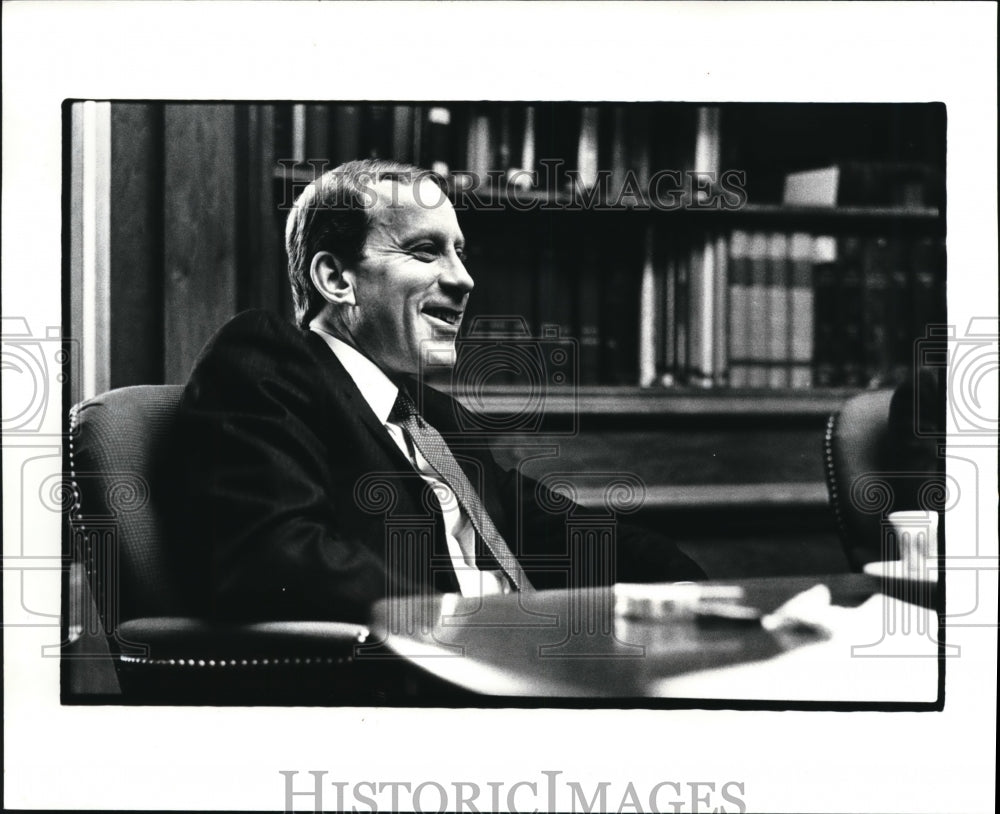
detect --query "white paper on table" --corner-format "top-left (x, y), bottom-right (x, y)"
top-left (651, 594), bottom-right (941, 702)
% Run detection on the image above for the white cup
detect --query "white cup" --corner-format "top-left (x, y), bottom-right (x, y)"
top-left (887, 510), bottom-right (939, 579)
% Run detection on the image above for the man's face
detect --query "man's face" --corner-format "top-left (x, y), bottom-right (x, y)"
top-left (345, 178), bottom-right (473, 377)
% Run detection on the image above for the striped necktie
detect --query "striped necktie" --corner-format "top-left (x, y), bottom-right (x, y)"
top-left (390, 388), bottom-right (533, 592)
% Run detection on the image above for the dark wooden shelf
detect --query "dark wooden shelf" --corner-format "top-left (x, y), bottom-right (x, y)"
top-left (736, 203), bottom-right (940, 219)
top-left (571, 481), bottom-right (829, 510)
top-left (445, 385), bottom-right (864, 417)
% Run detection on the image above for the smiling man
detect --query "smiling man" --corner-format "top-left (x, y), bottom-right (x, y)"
top-left (173, 159), bottom-right (704, 623)
top-left (304, 167), bottom-right (471, 377)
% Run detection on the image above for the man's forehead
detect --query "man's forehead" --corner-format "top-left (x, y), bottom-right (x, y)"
top-left (370, 178), bottom-right (459, 236)
top-left (372, 177), bottom-right (450, 209)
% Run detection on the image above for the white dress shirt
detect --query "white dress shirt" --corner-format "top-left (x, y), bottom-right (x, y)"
top-left (310, 324), bottom-right (510, 597)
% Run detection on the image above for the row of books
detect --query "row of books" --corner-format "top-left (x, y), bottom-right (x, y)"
top-left (643, 229), bottom-right (946, 389)
top-left (269, 105), bottom-right (944, 389)
top-left (274, 102), bottom-right (721, 198)
top-left (459, 215), bottom-right (646, 387)
top-left (458, 224), bottom-right (945, 390)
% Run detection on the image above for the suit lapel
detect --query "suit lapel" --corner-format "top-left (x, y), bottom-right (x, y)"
top-left (303, 331), bottom-right (457, 586)
top-left (303, 331), bottom-right (413, 470)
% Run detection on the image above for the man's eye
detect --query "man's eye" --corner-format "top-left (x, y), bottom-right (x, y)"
top-left (411, 245), bottom-right (437, 261)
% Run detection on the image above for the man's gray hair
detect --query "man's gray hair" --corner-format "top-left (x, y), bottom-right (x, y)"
top-left (284, 158), bottom-right (446, 328)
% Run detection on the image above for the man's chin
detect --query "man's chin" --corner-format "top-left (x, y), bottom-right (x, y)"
top-left (418, 338), bottom-right (457, 372)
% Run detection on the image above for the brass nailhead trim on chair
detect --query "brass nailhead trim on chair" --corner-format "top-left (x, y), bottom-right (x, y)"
top-left (68, 403), bottom-right (83, 526)
top-left (119, 655), bottom-right (352, 668)
top-left (822, 409), bottom-right (852, 548)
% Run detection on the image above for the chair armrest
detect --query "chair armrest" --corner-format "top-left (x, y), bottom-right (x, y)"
top-left (110, 617), bottom-right (374, 703)
top-left (118, 616), bottom-right (368, 661)
top-left (117, 617), bottom-right (369, 664)
top-left (110, 617), bottom-right (475, 705)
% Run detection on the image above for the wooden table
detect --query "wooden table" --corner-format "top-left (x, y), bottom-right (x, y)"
top-left (367, 574), bottom-right (941, 703)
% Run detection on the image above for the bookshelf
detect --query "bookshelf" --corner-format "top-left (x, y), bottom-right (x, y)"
top-left (263, 101), bottom-right (945, 403)
top-left (236, 101), bottom-right (947, 528)
top-left (446, 385), bottom-right (858, 417)
top-left (68, 101), bottom-right (945, 700)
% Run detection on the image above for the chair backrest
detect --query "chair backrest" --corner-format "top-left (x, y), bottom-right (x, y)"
top-left (823, 386), bottom-right (947, 571)
top-left (70, 385), bottom-right (188, 623)
top-left (824, 390), bottom-right (895, 570)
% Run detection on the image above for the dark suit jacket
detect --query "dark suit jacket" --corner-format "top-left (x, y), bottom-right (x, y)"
top-left (171, 310), bottom-right (704, 622)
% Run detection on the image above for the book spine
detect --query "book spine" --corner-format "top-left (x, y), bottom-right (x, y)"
top-left (727, 230), bottom-right (750, 388)
top-left (861, 236), bottom-right (896, 387)
top-left (362, 104), bottom-right (392, 160)
top-left (788, 232), bottom-right (815, 388)
top-left (410, 104), bottom-right (423, 167)
top-left (686, 239), bottom-right (706, 384)
top-left (811, 235), bottom-right (840, 387)
top-left (560, 104), bottom-right (579, 189)
top-left (532, 104), bottom-right (558, 192)
top-left (910, 235), bottom-right (946, 350)
top-left (291, 103), bottom-right (307, 164)
top-left (273, 104), bottom-right (293, 163)
top-left (577, 226), bottom-right (603, 385)
top-left (391, 105), bottom-right (415, 164)
top-left (627, 106), bottom-right (652, 192)
top-left (638, 226), bottom-right (657, 386)
top-left (306, 104), bottom-right (330, 168)
top-left (674, 237), bottom-right (690, 384)
top-left (536, 230), bottom-right (574, 373)
top-left (662, 238), bottom-right (678, 386)
top-left (603, 232), bottom-right (643, 385)
top-left (654, 233), bottom-right (669, 385)
top-left (889, 238), bottom-right (914, 383)
top-left (712, 232), bottom-right (730, 386)
top-left (466, 107), bottom-right (493, 183)
top-left (766, 232), bottom-right (790, 388)
top-left (688, 235), bottom-right (718, 387)
top-left (745, 232), bottom-right (770, 387)
top-left (608, 106), bottom-right (629, 197)
top-left (496, 105), bottom-right (514, 178)
top-left (424, 106), bottom-right (452, 177)
top-left (838, 235), bottom-right (865, 387)
top-left (549, 103), bottom-right (578, 191)
top-left (691, 106), bottom-right (722, 204)
top-left (576, 106), bottom-right (600, 192)
top-left (518, 105), bottom-right (536, 186)
top-left (329, 104), bottom-right (361, 165)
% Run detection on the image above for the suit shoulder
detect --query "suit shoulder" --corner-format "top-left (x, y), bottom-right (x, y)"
top-left (183, 310), bottom-right (327, 401)
top-left (207, 309), bottom-right (302, 346)
top-left (191, 310), bottom-right (310, 366)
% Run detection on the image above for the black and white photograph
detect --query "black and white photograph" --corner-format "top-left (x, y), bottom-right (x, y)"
top-left (3, 2), bottom-right (997, 813)
top-left (61, 99), bottom-right (948, 709)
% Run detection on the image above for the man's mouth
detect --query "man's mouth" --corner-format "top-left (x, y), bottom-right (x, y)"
top-left (422, 306), bottom-right (464, 327)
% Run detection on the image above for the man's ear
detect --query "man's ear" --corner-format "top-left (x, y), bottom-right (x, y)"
top-left (309, 251), bottom-right (356, 306)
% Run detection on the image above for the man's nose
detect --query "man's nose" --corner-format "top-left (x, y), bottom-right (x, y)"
top-left (440, 251), bottom-right (475, 295)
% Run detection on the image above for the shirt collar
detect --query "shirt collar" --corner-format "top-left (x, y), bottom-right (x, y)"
top-left (309, 324), bottom-right (398, 425)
